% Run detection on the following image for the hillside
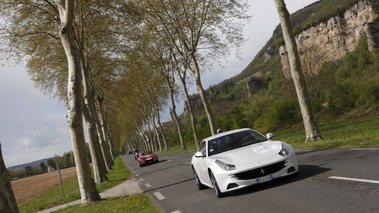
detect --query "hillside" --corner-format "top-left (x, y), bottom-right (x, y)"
top-left (179, 0), bottom-right (379, 140)
top-left (227, 0), bottom-right (365, 84)
top-left (7, 158), bottom-right (51, 171)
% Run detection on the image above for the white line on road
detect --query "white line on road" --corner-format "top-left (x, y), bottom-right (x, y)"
top-left (145, 183), bottom-right (152, 188)
top-left (139, 178), bottom-right (144, 181)
top-left (135, 174), bottom-right (139, 177)
top-left (171, 211), bottom-right (182, 213)
top-left (154, 191), bottom-right (165, 200)
top-left (329, 176), bottom-right (379, 184)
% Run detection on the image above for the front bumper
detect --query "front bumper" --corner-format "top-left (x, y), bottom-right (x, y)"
top-left (214, 153), bottom-right (298, 193)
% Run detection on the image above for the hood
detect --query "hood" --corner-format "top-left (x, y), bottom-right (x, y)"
top-left (211, 141), bottom-right (283, 166)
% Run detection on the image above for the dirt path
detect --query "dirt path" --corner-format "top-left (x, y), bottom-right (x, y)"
top-left (10, 167), bottom-right (77, 204)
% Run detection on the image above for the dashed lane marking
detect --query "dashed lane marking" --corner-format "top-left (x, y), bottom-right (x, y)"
top-left (154, 191), bottom-right (165, 200)
top-left (171, 211), bottom-right (182, 213)
top-left (139, 178), bottom-right (144, 181)
top-left (329, 176), bottom-right (379, 184)
top-left (145, 183), bottom-right (152, 188)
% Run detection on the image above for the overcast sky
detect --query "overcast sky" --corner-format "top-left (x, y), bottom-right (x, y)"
top-left (0, 0), bottom-right (317, 168)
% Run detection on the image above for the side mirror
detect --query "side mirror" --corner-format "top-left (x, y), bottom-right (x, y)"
top-left (194, 151), bottom-right (205, 158)
top-left (266, 133), bottom-right (273, 139)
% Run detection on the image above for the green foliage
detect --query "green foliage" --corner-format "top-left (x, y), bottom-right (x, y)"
top-left (253, 100), bottom-right (301, 132)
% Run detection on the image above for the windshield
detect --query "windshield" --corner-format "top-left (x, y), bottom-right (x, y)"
top-left (208, 130), bottom-right (268, 156)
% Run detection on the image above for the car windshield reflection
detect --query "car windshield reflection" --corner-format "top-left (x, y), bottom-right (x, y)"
top-left (208, 130), bottom-right (268, 156)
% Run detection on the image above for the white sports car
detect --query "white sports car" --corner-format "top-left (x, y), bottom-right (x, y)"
top-left (191, 128), bottom-right (298, 197)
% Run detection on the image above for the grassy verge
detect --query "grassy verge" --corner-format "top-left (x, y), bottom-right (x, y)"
top-left (54, 194), bottom-right (161, 213)
top-left (275, 115), bottom-right (379, 150)
top-left (19, 157), bottom-right (133, 213)
top-left (158, 115), bottom-right (379, 153)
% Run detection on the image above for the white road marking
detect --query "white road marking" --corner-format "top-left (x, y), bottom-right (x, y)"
top-left (139, 178), bottom-right (144, 181)
top-left (329, 176), bottom-right (379, 184)
top-left (145, 183), bottom-right (152, 188)
top-left (135, 174), bottom-right (139, 177)
top-left (350, 148), bottom-right (379, 151)
top-left (154, 191), bottom-right (165, 200)
top-left (171, 211), bottom-right (182, 213)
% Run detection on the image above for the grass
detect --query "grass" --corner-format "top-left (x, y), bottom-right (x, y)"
top-left (19, 157), bottom-right (133, 213)
top-left (275, 115), bottom-right (379, 150)
top-left (54, 194), bottom-right (161, 213)
top-left (157, 115), bottom-right (379, 153)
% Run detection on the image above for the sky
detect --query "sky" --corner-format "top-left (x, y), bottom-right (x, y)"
top-left (0, 0), bottom-right (317, 168)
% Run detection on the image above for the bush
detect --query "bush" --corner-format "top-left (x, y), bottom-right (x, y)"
top-left (254, 100), bottom-right (301, 132)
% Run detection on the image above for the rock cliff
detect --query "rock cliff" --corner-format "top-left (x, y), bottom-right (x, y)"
top-left (279, 0), bottom-right (379, 79)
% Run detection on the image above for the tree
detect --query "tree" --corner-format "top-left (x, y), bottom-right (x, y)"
top-left (40, 162), bottom-right (47, 172)
top-left (25, 166), bottom-right (33, 175)
top-left (0, 143), bottom-right (20, 213)
top-left (273, 0), bottom-right (322, 142)
top-left (56, 0), bottom-right (101, 203)
top-left (47, 158), bottom-right (56, 171)
top-left (135, 0), bottom-right (250, 135)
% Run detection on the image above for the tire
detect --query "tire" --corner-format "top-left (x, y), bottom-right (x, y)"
top-left (192, 166), bottom-right (206, 190)
top-left (210, 171), bottom-right (225, 198)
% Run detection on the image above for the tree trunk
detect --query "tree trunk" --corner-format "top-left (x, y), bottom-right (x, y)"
top-left (180, 75), bottom-right (200, 149)
top-left (191, 54), bottom-right (216, 135)
top-left (96, 98), bottom-right (115, 163)
top-left (273, 0), bottom-right (322, 142)
top-left (171, 111), bottom-right (186, 150)
top-left (81, 51), bottom-right (107, 184)
top-left (56, 0), bottom-right (101, 204)
top-left (156, 108), bottom-right (169, 151)
top-left (0, 143), bottom-right (19, 213)
top-left (95, 97), bottom-right (113, 170)
top-left (169, 89), bottom-right (186, 150)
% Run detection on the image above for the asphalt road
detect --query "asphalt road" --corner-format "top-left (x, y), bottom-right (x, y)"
top-left (123, 148), bottom-right (379, 213)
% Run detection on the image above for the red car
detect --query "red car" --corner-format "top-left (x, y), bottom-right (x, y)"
top-left (137, 151), bottom-right (159, 167)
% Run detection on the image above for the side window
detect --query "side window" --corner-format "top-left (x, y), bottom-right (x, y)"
top-left (199, 141), bottom-right (206, 156)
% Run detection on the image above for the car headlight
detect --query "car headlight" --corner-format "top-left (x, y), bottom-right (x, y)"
top-left (215, 160), bottom-right (236, 171)
top-left (279, 143), bottom-right (290, 156)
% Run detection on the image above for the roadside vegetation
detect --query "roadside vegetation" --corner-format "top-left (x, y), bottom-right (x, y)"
top-left (18, 157), bottom-right (133, 213)
top-left (54, 194), bottom-right (161, 213)
top-left (163, 115), bottom-right (379, 154)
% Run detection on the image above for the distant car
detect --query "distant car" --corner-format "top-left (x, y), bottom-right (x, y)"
top-left (137, 151), bottom-right (159, 167)
top-left (191, 128), bottom-right (298, 197)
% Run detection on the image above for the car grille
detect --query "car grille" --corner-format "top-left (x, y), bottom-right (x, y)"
top-left (234, 161), bottom-right (285, 180)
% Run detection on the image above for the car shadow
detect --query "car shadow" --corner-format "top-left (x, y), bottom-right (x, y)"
top-left (229, 164), bottom-right (331, 197)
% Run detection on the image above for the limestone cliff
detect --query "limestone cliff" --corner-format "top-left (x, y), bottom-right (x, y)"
top-left (279, 0), bottom-right (379, 79)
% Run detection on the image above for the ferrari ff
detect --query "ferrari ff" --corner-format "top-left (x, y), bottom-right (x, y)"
top-left (191, 128), bottom-right (298, 197)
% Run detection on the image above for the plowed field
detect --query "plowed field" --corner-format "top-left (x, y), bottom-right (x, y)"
top-left (10, 167), bottom-right (77, 204)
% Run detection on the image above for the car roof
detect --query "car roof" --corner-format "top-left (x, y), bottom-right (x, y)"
top-left (203, 128), bottom-right (253, 141)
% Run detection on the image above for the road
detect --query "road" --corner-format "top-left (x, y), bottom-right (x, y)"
top-left (122, 148), bottom-right (379, 213)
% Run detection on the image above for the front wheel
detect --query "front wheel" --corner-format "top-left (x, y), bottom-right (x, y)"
top-left (192, 167), bottom-right (206, 190)
top-left (210, 171), bottom-right (225, 198)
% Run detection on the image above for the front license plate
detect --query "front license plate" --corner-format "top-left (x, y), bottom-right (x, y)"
top-left (256, 175), bottom-right (273, 184)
